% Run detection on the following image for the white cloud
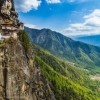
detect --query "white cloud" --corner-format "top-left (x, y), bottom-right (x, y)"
top-left (64, 9), bottom-right (100, 36)
top-left (84, 9), bottom-right (100, 19)
top-left (14, 0), bottom-right (41, 12)
top-left (14, 0), bottom-right (88, 12)
top-left (25, 23), bottom-right (42, 29)
top-left (25, 24), bottom-right (37, 29)
top-left (46, 0), bottom-right (61, 3)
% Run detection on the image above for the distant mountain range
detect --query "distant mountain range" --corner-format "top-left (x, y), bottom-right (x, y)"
top-left (25, 27), bottom-right (100, 73)
top-left (73, 35), bottom-right (100, 47)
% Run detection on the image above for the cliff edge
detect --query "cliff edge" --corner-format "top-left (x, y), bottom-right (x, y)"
top-left (0, 32), bottom-right (55, 100)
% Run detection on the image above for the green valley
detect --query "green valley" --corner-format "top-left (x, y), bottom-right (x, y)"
top-left (19, 30), bottom-right (100, 100)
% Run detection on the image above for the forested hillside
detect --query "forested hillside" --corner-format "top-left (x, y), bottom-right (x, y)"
top-left (25, 27), bottom-right (100, 74)
top-left (20, 30), bottom-right (100, 100)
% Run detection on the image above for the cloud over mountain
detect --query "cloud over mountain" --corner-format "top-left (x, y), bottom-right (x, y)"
top-left (64, 9), bottom-right (100, 36)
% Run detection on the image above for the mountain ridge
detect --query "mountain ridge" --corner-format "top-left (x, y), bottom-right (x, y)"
top-left (73, 35), bottom-right (100, 47)
top-left (0, 30), bottom-right (99, 99)
top-left (25, 27), bottom-right (100, 74)
top-left (18, 30), bottom-right (100, 100)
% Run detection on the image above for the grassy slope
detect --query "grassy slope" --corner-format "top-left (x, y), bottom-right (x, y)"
top-left (33, 44), bottom-right (100, 100)
top-left (19, 30), bottom-right (100, 100)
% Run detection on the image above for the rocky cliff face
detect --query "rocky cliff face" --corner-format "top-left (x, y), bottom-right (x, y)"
top-left (0, 38), bottom-right (55, 100)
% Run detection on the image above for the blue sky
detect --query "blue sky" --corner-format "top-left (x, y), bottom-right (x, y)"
top-left (15, 0), bottom-right (100, 36)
